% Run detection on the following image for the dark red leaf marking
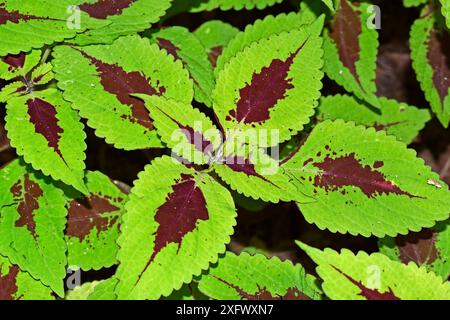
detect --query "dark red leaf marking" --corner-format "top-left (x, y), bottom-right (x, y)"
top-left (10, 174), bottom-right (43, 238)
top-left (156, 38), bottom-right (203, 90)
top-left (333, 266), bottom-right (400, 300)
top-left (157, 38), bottom-right (182, 61)
top-left (0, 2), bottom-right (61, 25)
top-left (208, 46), bottom-right (223, 67)
top-left (329, 0), bottom-right (362, 80)
top-left (66, 195), bottom-right (121, 242)
top-left (427, 29), bottom-right (450, 105)
top-left (373, 121), bottom-right (404, 132)
top-left (79, 0), bottom-right (136, 19)
top-left (313, 153), bottom-right (417, 198)
top-left (32, 70), bottom-right (51, 84)
top-left (395, 229), bottom-right (439, 266)
top-left (213, 276), bottom-right (311, 300)
top-left (154, 106), bottom-right (213, 155)
top-left (0, 265), bottom-right (20, 300)
top-left (79, 50), bottom-right (165, 130)
top-left (137, 174), bottom-right (209, 283)
top-left (227, 44), bottom-right (305, 125)
top-left (224, 155), bottom-right (278, 187)
top-left (2, 52), bottom-right (25, 71)
top-left (27, 98), bottom-right (64, 158)
top-left (373, 161), bottom-right (384, 169)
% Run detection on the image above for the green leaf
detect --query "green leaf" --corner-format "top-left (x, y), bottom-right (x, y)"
top-left (379, 220), bottom-right (450, 280)
top-left (164, 283), bottom-right (209, 300)
top-left (148, 27), bottom-right (215, 107)
top-left (189, 0), bottom-right (283, 12)
top-left (66, 171), bottom-right (127, 271)
top-left (212, 144), bottom-right (312, 203)
top-left (5, 89), bottom-right (87, 193)
top-left (0, 160), bottom-right (67, 296)
top-left (0, 255), bottom-right (54, 300)
top-left (53, 35), bottom-right (193, 150)
top-left (194, 20), bottom-right (239, 68)
top-left (197, 251), bottom-right (322, 300)
top-left (0, 81), bottom-right (26, 102)
top-left (403, 0), bottom-right (428, 7)
top-left (298, 242), bottom-right (450, 300)
top-left (216, 12), bottom-right (322, 74)
top-left (282, 120), bottom-right (450, 237)
top-left (410, 11), bottom-right (450, 127)
top-left (87, 277), bottom-right (118, 300)
top-left (30, 62), bottom-right (54, 86)
top-left (323, 0), bottom-right (380, 108)
top-left (441, 0), bottom-right (450, 28)
top-left (0, 0), bottom-right (108, 55)
top-left (0, 50), bottom-right (41, 80)
top-left (71, 0), bottom-right (172, 45)
top-left (116, 156), bottom-right (236, 299)
top-left (321, 0), bottom-right (334, 11)
top-left (213, 27), bottom-right (324, 147)
top-left (65, 281), bottom-right (100, 300)
top-left (317, 95), bottom-right (431, 144)
top-left (138, 95), bottom-right (222, 165)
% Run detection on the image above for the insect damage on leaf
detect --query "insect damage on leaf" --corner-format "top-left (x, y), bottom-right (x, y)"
top-left (10, 174), bottom-right (43, 238)
top-left (312, 152), bottom-right (418, 198)
top-left (0, 265), bottom-right (20, 300)
top-left (333, 266), bottom-right (400, 300)
top-left (79, 0), bottom-right (137, 19)
top-left (329, 0), bottom-right (362, 80)
top-left (26, 98), bottom-right (64, 158)
top-left (78, 49), bottom-right (166, 130)
top-left (66, 195), bottom-right (122, 242)
top-left (227, 45), bottom-right (303, 125)
top-left (427, 29), bottom-right (450, 106)
top-left (138, 174), bottom-right (209, 282)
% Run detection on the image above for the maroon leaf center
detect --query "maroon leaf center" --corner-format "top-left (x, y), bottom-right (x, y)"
top-left (312, 153), bottom-right (417, 198)
top-left (79, 0), bottom-right (137, 19)
top-left (10, 174), bottom-right (43, 238)
top-left (155, 106), bottom-right (213, 155)
top-left (0, 3), bottom-right (59, 25)
top-left (157, 38), bottom-right (182, 61)
top-left (427, 29), bottom-right (450, 105)
top-left (137, 174), bottom-right (209, 283)
top-left (66, 195), bottom-right (121, 242)
top-left (79, 50), bottom-right (166, 130)
top-left (27, 97), bottom-right (64, 158)
top-left (333, 266), bottom-right (400, 300)
top-left (0, 265), bottom-right (20, 300)
top-left (2, 52), bottom-right (25, 71)
top-left (224, 155), bottom-right (277, 186)
top-left (227, 45), bottom-right (304, 125)
top-left (329, 0), bottom-right (362, 80)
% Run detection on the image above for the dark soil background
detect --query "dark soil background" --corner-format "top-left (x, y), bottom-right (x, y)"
top-left (1, 0), bottom-right (449, 284)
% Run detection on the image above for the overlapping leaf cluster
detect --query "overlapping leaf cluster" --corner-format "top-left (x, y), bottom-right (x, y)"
top-left (0, 0), bottom-right (449, 300)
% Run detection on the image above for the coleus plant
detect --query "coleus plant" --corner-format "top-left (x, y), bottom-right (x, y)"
top-left (0, 0), bottom-right (449, 301)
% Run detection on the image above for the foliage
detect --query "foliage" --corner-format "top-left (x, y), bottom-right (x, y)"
top-left (0, 0), bottom-right (448, 301)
